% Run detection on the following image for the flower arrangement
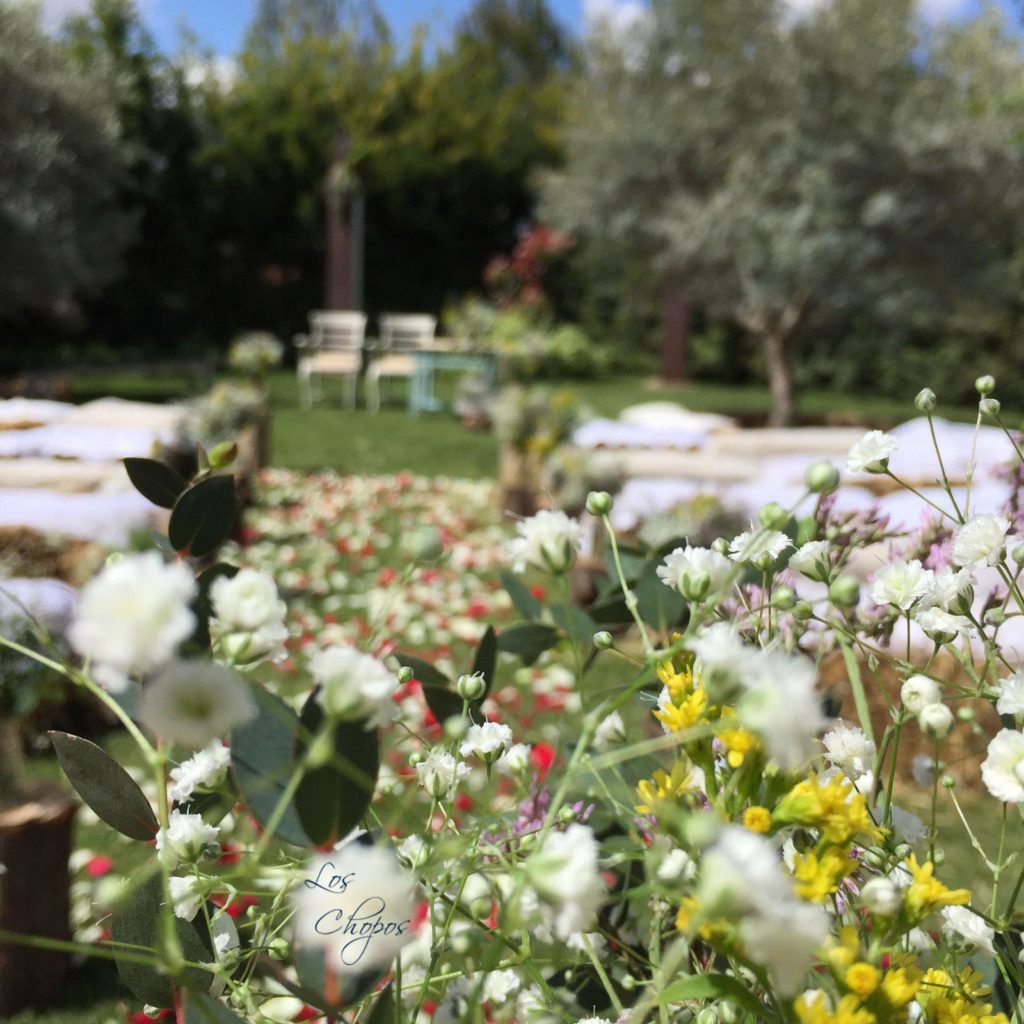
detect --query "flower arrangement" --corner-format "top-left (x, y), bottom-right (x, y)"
top-left (228, 332), bottom-right (285, 379)
top-left (5, 375), bottom-right (1024, 1024)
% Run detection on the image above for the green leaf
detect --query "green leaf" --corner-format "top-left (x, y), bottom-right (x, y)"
top-left (366, 985), bottom-right (398, 1024)
top-left (190, 562), bottom-right (240, 649)
top-left (394, 651), bottom-right (471, 723)
top-left (658, 973), bottom-right (764, 1015)
top-left (182, 992), bottom-right (246, 1024)
top-left (392, 652), bottom-right (450, 689)
top-left (471, 625), bottom-right (497, 696)
top-left (500, 569), bottom-right (542, 620)
top-left (587, 594), bottom-right (634, 627)
top-left (111, 874), bottom-right (214, 1008)
top-left (169, 475), bottom-right (237, 558)
top-left (50, 731), bottom-right (158, 840)
top-left (294, 695), bottom-right (380, 847)
top-left (551, 601), bottom-right (598, 647)
top-left (123, 457), bottom-right (188, 510)
top-left (230, 686), bottom-right (310, 847)
top-left (496, 622), bottom-right (561, 665)
top-left (634, 554), bottom-right (686, 633)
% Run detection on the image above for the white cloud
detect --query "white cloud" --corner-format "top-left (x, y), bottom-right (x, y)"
top-left (783, 0), bottom-right (970, 20)
top-left (35, 0), bottom-right (157, 33)
top-left (583, 0), bottom-right (649, 35)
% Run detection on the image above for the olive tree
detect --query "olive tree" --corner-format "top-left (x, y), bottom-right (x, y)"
top-left (543, 0), bottom-right (1024, 425)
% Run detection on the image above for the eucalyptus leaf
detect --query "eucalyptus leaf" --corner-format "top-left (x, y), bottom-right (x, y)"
top-left (230, 686), bottom-right (310, 847)
top-left (182, 992), bottom-right (247, 1024)
top-left (111, 874), bottom-right (214, 1008)
top-left (496, 622), bottom-right (561, 665)
top-left (169, 474), bottom-right (236, 558)
top-left (123, 457), bottom-right (188, 510)
top-left (293, 695), bottom-right (380, 847)
top-left (50, 731), bottom-right (158, 840)
top-left (500, 569), bottom-right (542, 620)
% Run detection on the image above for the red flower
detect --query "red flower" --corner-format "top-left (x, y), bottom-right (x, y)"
top-left (85, 855), bottom-right (114, 878)
top-left (293, 1006), bottom-right (321, 1021)
top-left (530, 743), bottom-right (556, 778)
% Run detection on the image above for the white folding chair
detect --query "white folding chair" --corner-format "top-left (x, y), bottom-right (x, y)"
top-left (294, 311), bottom-right (367, 409)
top-left (366, 314), bottom-right (437, 413)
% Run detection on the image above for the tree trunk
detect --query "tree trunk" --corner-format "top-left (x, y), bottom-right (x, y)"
top-left (660, 285), bottom-right (690, 385)
top-left (0, 718), bottom-right (27, 806)
top-left (763, 331), bottom-right (796, 428)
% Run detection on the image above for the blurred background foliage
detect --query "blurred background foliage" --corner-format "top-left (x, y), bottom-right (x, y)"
top-left (4, 0), bottom-right (1024, 411)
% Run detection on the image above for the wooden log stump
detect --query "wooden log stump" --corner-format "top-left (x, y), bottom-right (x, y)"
top-left (0, 788), bottom-right (77, 1015)
top-left (499, 446), bottom-right (542, 518)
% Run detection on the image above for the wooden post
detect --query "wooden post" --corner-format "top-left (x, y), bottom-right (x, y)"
top-left (0, 788), bottom-right (77, 1015)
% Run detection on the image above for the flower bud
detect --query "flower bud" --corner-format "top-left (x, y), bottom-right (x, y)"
top-left (144, 1007), bottom-right (164, 1020)
top-left (985, 607), bottom-right (1006, 626)
top-left (696, 1008), bottom-right (719, 1024)
top-left (408, 750), bottom-right (426, 767)
top-left (771, 586), bottom-right (797, 610)
top-left (829, 575), bottom-right (860, 608)
top-left (719, 1003), bottom-right (740, 1024)
top-left (941, 774), bottom-right (956, 789)
top-left (980, 398), bottom-right (1001, 418)
top-left (933, 847), bottom-right (946, 865)
top-left (593, 630), bottom-right (614, 650)
top-left (680, 569), bottom-right (711, 602)
top-left (457, 672), bottom-right (487, 702)
top-left (1013, 544), bottom-right (1024, 565)
top-left (901, 675), bottom-right (941, 713)
top-left (558, 805), bottom-right (577, 823)
top-left (711, 537), bottom-right (730, 555)
top-left (793, 601), bottom-right (814, 621)
top-left (914, 388), bottom-right (937, 413)
top-left (444, 716), bottom-right (469, 741)
top-left (976, 375), bottom-right (996, 396)
top-left (805, 460), bottom-right (840, 495)
top-left (397, 666), bottom-right (414, 684)
top-left (585, 490), bottom-right (614, 516)
top-left (758, 502), bottom-right (789, 531)
top-left (402, 526), bottom-right (444, 562)
top-left (860, 877), bottom-right (902, 916)
top-left (268, 938), bottom-right (289, 960)
top-left (918, 702), bottom-right (954, 739)
top-left (208, 441), bottom-right (238, 469)
top-left (957, 706), bottom-right (974, 722)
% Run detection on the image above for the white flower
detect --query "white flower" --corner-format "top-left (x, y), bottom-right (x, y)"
top-left (871, 560), bottom-right (933, 612)
top-left (696, 826), bottom-right (794, 918)
top-left (996, 672), bottom-right (1024, 716)
top-left (846, 430), bottom-right (898, 473)
top-left (788, 541), bottom-right (832, 580)
top-left (900, 675), bottom-right (942, 714)
top-left (728, 528), bottom-right (791, 567)
top-left (211, 569), bottom-right (285, 632)
top-left (882, 804), bottom-right (928, 846)
top-left (309, 645), bottom-right (398, 728)
top-left (508, 510), bottom-right (582, 574)
top-left (917, 702), bottom-right (954, 739)
top-left (951, 514), bottom-right (1011, 569)
top-left (170, 875), bottom-right (204, 921)
top-left (497, 742), bottom-right (532, 774)
top-left (656, 545), bottom-right (733, 600)
top-left (139, 661), bottom-right (256, 747)
top-left (915, 607), bottom-right (973, 644)
top-left (736, 649), bottom-right (826, 769)
top-left (415, 748), bottom-right (470, 799)
top-left (526, 824), bottom-right (605, 940)
top-left (156, 810), bottom-right (219, 868)
top-left (592, 710), bottom-right (626, 752)
top-left (941, 906), bottom-right (995, 955)
top-left (860, 877), bottom-right (902, 916)
top-left (981, 729), bottom-right (1024, 802)
top-left (822, 722), bottom-right (875, 778)
top-left (292, 844), bottom-right (416, 973)
top-left (740, 901), bottom-right (829, 996)
top-left (69, 552), bottom-right (197, 692)
top-left (920, 568), bottom-right (974, 612)
top-left (397, 834), bottom-right (428, 868)
top-left (460, 722), bottom-right (513, 763)
top-left (686, 623), bottom-right (751, 690)
top-left (656, 848), bottom-right (694, 882)
top-left (168, 741), bottom-right (232, 805)
top-left (483, 969), bottom-right (521, 1005)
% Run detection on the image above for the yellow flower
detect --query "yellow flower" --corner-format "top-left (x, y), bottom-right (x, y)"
top-left (824, 926), bottom-right (862, 972)
top-left (918, 967), bottom-right (1008, 1024)
top-left (904, 855), bottom-right (970, 921)
top-left (742, 806), bottom-right (772, 834)
top-left (774, 774), bottom-right (886, 845)
top-left (716, 726), bottom-right (759, 768)
top-left (795, 991), bottom-right (877, 1024)
top-left (674, 896), bottom-right (727, 943)
top-left (880, 965), bottom-right (921, 1010)
top-left (793, 847), bottom-right (856, 902)
top-left (636, 759), bottom-right (699, 815)
top-left (657, 660), bottom-right (694, 701)
top-left (845, 963), bottom-right (880, 998)
top-left (654, 688), bottom-right (708, 734)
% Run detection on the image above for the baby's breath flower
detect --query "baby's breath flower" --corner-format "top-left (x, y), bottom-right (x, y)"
top-left (728, 528), bottom-right (791, 568)
top-left (508, 510), bottom-right (582, 574)
top-left (995, 672), bottom-right (1024, 716)
top-left (951, 514), bottom-right (1011, 570)
top-left (657, 545), bottom-right (733, 601)
top-left (789, 541), bottom-right (832, 581)
top-left (918, 702), bottom-right (954, 739)
top-left (941, 906), bottom-right (995, 954)
top-left (915, 608), bottom-right (973, 644)
top-left (901, 675), bottom-right (942, 714)
top-left (156, 811), bottom-right (219, 868)
top-left (980, 729), bottom-right (1024, 802)
top-left (846, 430), bottom-right (898, 474)
top-left (460, 721), bottom-right (513, 763)
top-left (870, 560), bottom-right (933, 612)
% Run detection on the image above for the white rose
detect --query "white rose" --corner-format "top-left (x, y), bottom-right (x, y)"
top-left (871, 560), bottom-right (933, 612)
top-left (508, 510), bottom-right (582, 574)
top-left (846, 430), bottom-right (898, 473)
top-left (951, 514), bottom-right (1011, 569)
top-left (981, 729), bottom-right (1024, 802)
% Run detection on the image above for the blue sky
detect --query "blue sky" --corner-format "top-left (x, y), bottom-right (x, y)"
top-left (40, 0), bottom-right (1017, 56)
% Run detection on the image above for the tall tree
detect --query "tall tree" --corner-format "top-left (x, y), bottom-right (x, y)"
top-left (543, 0), bottom-right (1024, 425)
top-left (0, 3), bottom-right (133, 322)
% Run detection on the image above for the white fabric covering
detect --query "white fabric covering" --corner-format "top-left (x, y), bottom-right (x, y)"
top-left (0, 398), bottom-right (74, 425)
top-left (0, 577), bottom-right (77, 634)
top-left (0, 424), bottom-right (172, 461)
top-left (0, 488), bottom-right (156, 546)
